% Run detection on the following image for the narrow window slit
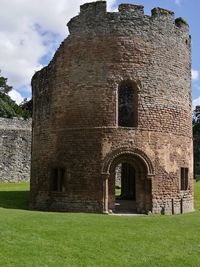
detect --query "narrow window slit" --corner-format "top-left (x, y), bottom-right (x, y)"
top-left (118, 81), bottom-right (138, 127)
top-left (51, 168), bottom-right (65, 192)
top-left (180, 167), bottom-right (188, 190)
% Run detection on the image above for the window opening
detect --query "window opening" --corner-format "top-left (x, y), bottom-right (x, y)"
top-left (118, 81), bottom-right (137, 127)
top-left (52, 168), bottom-right (65, 192)
top-left (180, 167), bottom-right (188, 190)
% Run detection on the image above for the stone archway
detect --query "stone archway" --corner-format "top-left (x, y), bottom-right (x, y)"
top-left (102, 148), bottom-right (154, 214)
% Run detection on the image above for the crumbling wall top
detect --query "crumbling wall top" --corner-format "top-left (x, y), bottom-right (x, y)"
top-left (151, 7), bottom-right (174, 17)
top-left (67, 1), bottom-right (189, 36)
top-left (80, 1), bottom-right (107, 15)
top-left (118, 4), bottom-right (144, 16)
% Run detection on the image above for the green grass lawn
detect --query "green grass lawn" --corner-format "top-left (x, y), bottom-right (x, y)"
top-left (0, 182), bottom-right (200, 267)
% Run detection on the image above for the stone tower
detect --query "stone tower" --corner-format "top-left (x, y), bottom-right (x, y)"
top-left (31, 1), bottom-right (193, 214)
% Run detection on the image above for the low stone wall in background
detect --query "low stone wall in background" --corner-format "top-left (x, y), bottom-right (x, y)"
top-left (0, 118), bottom-right (32, 183)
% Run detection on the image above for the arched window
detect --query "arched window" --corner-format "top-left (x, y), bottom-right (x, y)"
top-left (118, 81), bottom-right (138, 127)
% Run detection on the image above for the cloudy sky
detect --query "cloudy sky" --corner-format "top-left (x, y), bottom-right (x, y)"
top-left (0, 0), bottom-right (200, 108)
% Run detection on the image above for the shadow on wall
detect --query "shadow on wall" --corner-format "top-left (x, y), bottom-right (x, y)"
top-left (0, 191), bottom-right (29, 210)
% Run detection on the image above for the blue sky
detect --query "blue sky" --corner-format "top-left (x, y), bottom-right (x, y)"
top-left (0, 0), bottom-right (199, 108)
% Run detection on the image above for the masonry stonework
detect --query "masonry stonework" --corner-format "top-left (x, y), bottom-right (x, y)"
top-left (31, 1), bottom-right (193, 214)
top-left (0, 118), bottom-right (31, 182)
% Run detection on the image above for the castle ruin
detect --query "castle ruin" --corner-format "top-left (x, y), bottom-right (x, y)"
top-left (0, 118), bottom-right (31, 183)
top-left (31, 1), bottom-right (193, 214)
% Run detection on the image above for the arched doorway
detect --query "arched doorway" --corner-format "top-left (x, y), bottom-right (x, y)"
top-left (102, 149), bottom-right (153, 214)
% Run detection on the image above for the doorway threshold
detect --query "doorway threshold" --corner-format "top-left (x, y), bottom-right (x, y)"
top-left (109, 213), bottom-right (146, 216)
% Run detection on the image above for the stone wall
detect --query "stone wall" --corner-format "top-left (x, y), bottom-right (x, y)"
top-left (0, 118), bottom-right (32, 182)
top-left (31, 1), bottom-right (193, 214)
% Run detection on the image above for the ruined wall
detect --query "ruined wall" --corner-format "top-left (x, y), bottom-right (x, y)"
top-left (31, 1), bottom-right (193, 214)
top-left (0, 118), bottom-right (32, 182)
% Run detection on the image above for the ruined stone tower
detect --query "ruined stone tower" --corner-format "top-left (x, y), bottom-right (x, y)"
top-left (31, 1), bottom-right (193, 214)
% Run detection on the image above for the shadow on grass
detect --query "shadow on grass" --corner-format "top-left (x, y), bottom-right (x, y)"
top-left (0, 191), bottom-right (30, 210)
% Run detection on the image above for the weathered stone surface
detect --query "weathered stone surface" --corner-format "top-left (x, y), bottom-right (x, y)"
top-left (31, 1), bottom-right (193, 214)
top-left (0, 118), bottom-right (31, 182)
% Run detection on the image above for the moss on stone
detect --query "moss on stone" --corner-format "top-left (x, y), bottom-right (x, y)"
top-left (175, 17), bottom-right (188, 26)
top-left (151, 7), bottom-right (174, 16)
top-left (118, 4), bottom-right (144, 12)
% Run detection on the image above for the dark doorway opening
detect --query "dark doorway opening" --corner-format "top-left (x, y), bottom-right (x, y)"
top-left (115, 162), bottom-right (136, 213)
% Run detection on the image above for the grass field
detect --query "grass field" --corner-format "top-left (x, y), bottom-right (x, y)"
top-left (0, 182), bottom-right (200, 267)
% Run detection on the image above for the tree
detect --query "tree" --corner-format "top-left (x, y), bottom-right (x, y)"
top-left (0, 71), bottom-right (31, 119)
top-left (0, 71), bottom-right (12, 93)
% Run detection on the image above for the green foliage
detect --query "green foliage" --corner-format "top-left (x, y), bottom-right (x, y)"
top-left (0, 71), bottom-right (12, 94)
top-left (175, 17), bottom-right (188, 26)
top-left (193, 123), bottom-right (200, 135)
top-left (0, 182), bottom-right (199, 267)
top-left (115, 184), bottom-right (121, 197)
top-left (0, 92), bottom-right (31, 119)
top-left (0, 71), bottom-right (31, 119)
top-left (151, 7), bottom-right (174, 16)
top-left (194, 180), bottom-right (200, 210)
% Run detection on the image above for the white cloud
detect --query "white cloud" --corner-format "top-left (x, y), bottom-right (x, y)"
top-left (193, 97), bottom-right (200, 110)
top-left (192, 69), bottom-right (199, 81)
top-left (8, 90), bottom-right (24, 104)
top-left (0, 0), bottom-right (117, 98)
